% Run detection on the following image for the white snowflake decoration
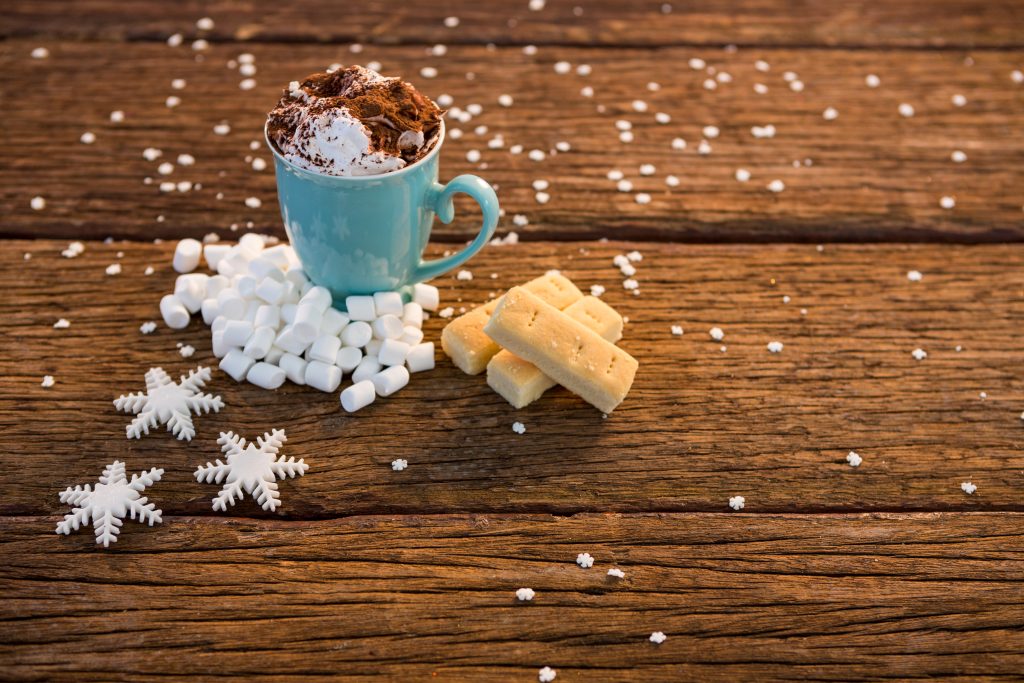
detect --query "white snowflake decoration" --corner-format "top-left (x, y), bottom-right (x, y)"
top-left (55, 461), bottom-right (163, 547)
top-left (195, 429), bottom-right (308, 512)
top-left (114, 366), bottom-right (224, 441)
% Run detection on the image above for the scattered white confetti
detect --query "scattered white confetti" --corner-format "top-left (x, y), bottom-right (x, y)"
top-left (709, 327), bottom-right (724, 341)
top-left (245, 196), bottom-right (262, 209)
top-left (62, 241), bottom-right (85, 258)
top-left (179, 344), bottom-right (195, 358)
top-left (110, 110), bottom-right (125, 123)
top-left (632, 99), bottom-right (648, 112)
top-left (907, 270), bottom-right (923, 281)
top-left (465, 149), bottom-right (481, 163)
top-left (622, 278), bottom-right (639, 291)
top-left (607, 568), bottom-right (625, 578)
top-left (755, 59), bottom-right (770, 72)
top-left (391, 458), bottom-right (408, 471)
top-left (538, 667), bottom-right (557, 683)
top-left (41, 375), bottom-right (55, 388)
top-left (516, 587), bottom-right (535, 601)
top-left (751, 124), bottom-right (776, 138)
top-left (143, 147), bottom-right (163, 161)
top-left (438, 307), bottom-right (455, 319)
top-left (619, 131), bottom-right (634, 143)
top-left (171, 78), bottom-right (186, 90)
top-left (846, 451), bottom-right (863, 467)
top-left (251, 157), bottom-right (267, 172)
top-left (639, 163), bottom-right (656, 176)
top-left (53, 318), bottom-right (70, 329)
top-left (823, 106), bottom-right (838, 120)
top-left (912, 348), bottom-right (928, 361)
top-left (961, 481), bottom-right (977, 495)
top-left (590, 284), bottom-right (605, 297)
top-left (665, 175), bottom-right (680, 187)
top-left (80, 131), bottom-right (96, 144)
top-left (195, 429), bottom-right (307, 511)
top-left (528, 149), bottom-right (546, 161)
top-left (555, 141), bottom-right (571, 152)
top-left (940, 196), bottom-right (956, 209)
top-left (512, 421), bottom-right (526, 434)
top-left (697, 140), bottom-right (712, 155)
top-left (767, 341), bottom-right (784, 353)
top-left (31, 46), bottom-right (50, 59)
top-left (617, 179), bottom-right (633, 192)
top-left (576, 552), bottom-right (594, 568)
top-left (635, 193), bottom-right (651, 205)
top-left (140, 321), bottom-right (157, 334)
top-left (105, 263), bottom-right (122, 275)
top-left (689, 57), bottom-right (706, 69)
top-left (670, 325), bottom-right (683, 336)
top-left (1011, 69), bottom-right (1023, 84)
top-left (951, 150), bottom-right (967, 163)
top-left (702, 125), bottom-right (720, 139)
top-left (456, 269), bottom-right (473, 281)
top-left (654, 112), bottom-right (671, 124)
top-left (951, 93), bottom-right (967, 107)
top-left (650, 632), bottom-right (667, 644)
top-left (865, 74), bottom-right (880, 88)
top-left (753, 83), bottom-right (768, 94)
top-left (55, 460), bottom-right (163, 547)
top-left (419, 66), bottom-right (438, 79)
top-left (671, 137), bottom-right (687, 151)
top-left (191, 39), bottom-right (209, 51)
top-left (167, 33), bottom-right (183, 47)
top-left (898, 103), bottom-right (915, 118)
top-left (30, 195), bottom-right (46, 210)
top-left (783, 71), bottom-right (798, 82)
top-left (196, 16), bottom-right (214, 30)
top-left (239, 78), bottom-right (256, 90)
top-left (789, 80), bottom-right (804, 92)
top-left (703, 78), bottom-right (717, 90)
top-left (166, 95), bottom-right (182, 108)
top-left (580, 85), bottom-right (594, 97)
top-left (767, 179), bottom-right (785, 193)
top-left (114, 366), bottom-right (224, 441)
top-left (729, 495), bottom-right (745, 510)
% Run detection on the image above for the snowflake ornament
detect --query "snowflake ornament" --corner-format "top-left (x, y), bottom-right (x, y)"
top-left (195, 429), bottom-right (308, 512)
top-left (114, 366), bottom-right (224, 441)
top-left (55, 461), bottom-right (163, 547)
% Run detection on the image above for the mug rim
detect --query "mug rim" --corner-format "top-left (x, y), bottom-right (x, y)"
top-left (264, 117), bottom-right (446, 182)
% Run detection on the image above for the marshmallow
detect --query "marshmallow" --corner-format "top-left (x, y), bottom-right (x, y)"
top-left (216, 288), bottom-right (246, 319)
top-left (320, 308), bottom-right (350, 336)
top-left (413, 283), bottom-right (440, 311)
top-left (201, 298), bottom-right (220, 325)
top-left (402, 302), bottom-right (424, 329)
top-left (371, 365), bottom-right (409, 397)
top-left (281, 303), bottom-right (297, 324)
top-left (261, 245), bottom-right (293, 269)
top-left (406, 342), bottom-right (435, 373)
top-left (352, 356), bottom-right (382, 383)
top-left (222, 320), bottom-right (254, 347)
top-left (309, 335), bottom-right (341, 363)
top-left (243, 299), bottom-right (261, 323)
top-left (220, 349), bottom-right (255, 382)
top-left (372, 314), bottom-right (404, 340)
top-left (346, 295), bottom-right (376, 321)
top-left (246, 362), bottom-right (286, 390)
top-left (264, 346), bottom-right (285, 365)
top-left (292, 303), bottom-right (323, 343)
top-left (248, 257), bottom-right (283, 281)
top-left (203, 243), bottom-right (231, 271)
top-left (254, 304), bottom-right (280, 329)
top-left (335, 346), bottom-right (362, 373)
top-left (340, 380), bottom-right (376, 412)
top-left (218, 250), bottom-right (250, 278)
top-left (301, 285), bottom-right (333, 313)
top-left (255, 276), bottom-right (285, 304)
top-left (274, 326), bottom-right (309, 355)
top-left (243, 325), bottom-right (276, 359)
top-left (400, 326), bottom-right (424, 346)
top-left (211, 316), bottom-right (228, 333)
top-left (211, 329), bottom-right (231, 358)
top-left (341, 320), bottom-right (372, 348)
top-left (285, 268), bottom-right (308, 288)
top-left (279, 353), bottom-right (308, 385)
top-left (364, 339), bottom-right (383, 357)
top-left (238, 232), bottom-right (264, 257)
top-left (235, 275), bottom-right (257, 298)
top-left (373, 291), bottom-right (404, 316)
top-left (378, 339), bottom-right (411, 366)
top-left (160, 294), bottom-right (190, 329)
top-left (173, 238), bottom-right (202, 273)
top-left (304, 360), bottom-right (342, 392)
top-left (174, 274), bottom-right (207, 313)
top-left (206, 274), bottom-right (230, 299)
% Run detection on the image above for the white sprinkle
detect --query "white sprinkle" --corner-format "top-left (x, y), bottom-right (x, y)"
top-left (30, 196), bottom-right (46, 210)
top-left (961, 481), bottom-right (977, 495)
top-left (140, 321), bottom-right (157, 334)
top-left (767, 179), bottom-right (785, 193)
top-left (580, 85), bottom-right (594, 97)
top-left (245, 196), bottom-right (262, 209)
top-left (535, 191), bottom-right (550, 204)
top-left (755, 59), bottom-right (770, 72)
top-left (159, 181), bottom-right (175, 192)
top-left (590, 284), bottom-right (605, 297)
top-left (626, 250), bottom-right (642, 262)
top-left (632, 99), bottom-right (648, 112)
top-left (166, 95), bottom-right (182, 107)
top-left (639, 163), bottom-right (656, 176)
top-left (528, 149), bottom-right (546, 161)
top-left (523, 45), bottom-right (537, 55)
top-left (767, 340), bottom-right (784, 353)
top-left (191, 39), bottom-right (209, 51)
top-left (176, 181), bottom-right (192, 193)
top-left (577, 64), bottom-right (592, 76)
top-left (751, 124), bottom-right (776, 138)
top-left (697, 140), bottom-right (712, 155)
top-left (951, 93), bottom-right (967, 107)
top-left (671, 137), bottom-right (687, 151)
top-left (179, 344), bottom-right (195, 358)
top-left (907, 270), bottom-right (923, 281)
top-left (515, 587), bottom-right (535, 601)
top-left (654, 112), bottom-right (671, 124)
top-left (239, 78), bottom-right (256, 90)
top-left (167, 33), bottom-right (183, 47)
top-left (616, 179), bottom-right (633, 192)
top-left (709, 327), bottom-right (724, 341)
top-left (703, 78), bottom-right (717, 90)
top-left (865, 74), bottom-right (881, 88)
top-left (846, 451), bottom-right (863, 467)
top-left (158, 162), bottom-right (174, 175)
top-left (177, 153), bottom-right (195, 166)
top-left (391, 459), bottom-right (408, 471)
top-left (171, 78), bottom-right (186, 90)
top-left (622, 278), bottom-right (638, 291)
top-left (53, 318), bottom-right (70, 329)
top-left (252, 157), bottom-right (267, 171)
top-left (650, 632), bottom-right (667, 644)
top-left (789, 80), bottom-right (804, 92)
top-left (512, 421), bottom-right (526, 434)
top-left (898, 103), bottom-right (915, 118)
top-left (980, 391), bottom-right (987, 400)
top-left (554, 61), bottom-right (571, 74)
top-left (538, 667), bottom-right (557, 683)
top-left (80, 131), bottom-right (96, 144)
top-left (735, 168), bottom-right (751, 182)
top-left (576, 552), bottom-right (594, 568)
top-left (665, 175), bottom-right (680, 187)
top-left (466, 149), bottom-right (481, 163)
top-left (688, 58), bottom-right (706, 69)
top-left (702, 125), bottom-right (720, 139)
top-left (196, 16), bottom-right (214, 30)
top-left (670, 325), bottom-right (683, 336)
top-left (912, 348), bottom-right (928, 361)
top-left (62, 241), bottom-right (85, 258)
top-left (607, 568), bottom-right (625, 578)
top-left (41, 375), bottom-right (55, 388)
top-left (716, 71), bottom-right (732, 83)
top-left (1012, 69), bottom-right (1023, 84)
top-left (753, 83), bottom-right (768, 94)
top-left (555, 141), bottom-right (571, 152)
top-left (635, 193), bottom-right (651, 205)
top-left (783, 71), bottom-right (798, 82)
top-left (105, 263), bottom-right (122, 276)
top-left (822, 107), bottom-right (838, 121)
top-left (109, 110), bottom-right (125, 123)
top-left (438, 307), bottom-right (455, 319)
top-left (951, 150), bottom-right (967, 163)
top-left (498, 94), bottom-right (513, 107)
top-left (940, 196), bottom-right (956, 209)
top-left (512, 214), bottom-right (529, 227)
top-left (729, 495), bottom-right (745, 510)
top-left (31, 47), bottom-right (50, 59)
top-left (143, 147), bottom-right (163, 161)
top-left (615, 120), bottom-right (632, 131)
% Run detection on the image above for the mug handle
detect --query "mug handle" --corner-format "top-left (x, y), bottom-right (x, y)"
top-left (412, 174), bottom-right (499, 283)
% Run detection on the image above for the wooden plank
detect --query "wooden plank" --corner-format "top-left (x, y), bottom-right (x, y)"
top-left (2, 512), bottom-right (1022, 680)
top-left (4, 0), bottom-right (1023, 48)
top-left (3, 42), bottom-right (1024, 243)
top-left (2, 239), bottom-right (1022, 517)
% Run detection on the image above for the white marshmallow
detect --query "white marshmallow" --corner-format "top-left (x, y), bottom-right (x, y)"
top-left (201, 298), bottom-right (220, 325)
top-left (174, 274), bottom-right (207, 313)
top-left (346, 295), bottom-right (376, 321)
top-left (222, 320), bottom-right (254, 347)
top-left (261, 245), bottom-right (292, 269)
top-left (285, 268), bottom-right (308, 288)
top-left (243, 299), bottom-right (261, 323)
top-left (206, 274), bottom-right (230, 299)
top-left (402, 302), bottom-right (424, 328)
top-left (292, 303), bottom-right (323, 343)
top-left (320, 308), bottom-right (350, 336)
top-left (304, 360), bottom-right (342, 392)
top-left (373, 291), bottom-right (404, 316)
top-left (238, 232), bottom-right (264, 257)
top-left (255, 276), bottom-right (285, 304)
top-left (203, 243), bottom-right (231, 270)
top-left (335, 346), bottom-right (362, 373)
top-left (173, 238), bottom-right (202, 273)
top-left (281, 303), bottom-right (297, 324)
top-left (372, 314), bottom-right (404, 340)
top-left (235, 275), bottom-right (257, 298)
top-left (254, 304), bottom-right (280, 329)
top-left (400, 326), bottom-right (424, 345)
top-left (300, 285), bottom-right (333, 313)
top-left (281, 280), bottom-right (301, 304)
top-left (378, 338), bottom-right (411, 366)
top-left (340, 380), bottom-right (376, 412)
top-left (341, 320), bottom-right (372, 348)
top-left (371, 365), bottom-right (410, 397)
top-left (243, 325), bottom-right (276, 359)
top-left (406, 342), bottom-right (435, 373)
top-left (211, 316), bottom-right (228, 333)
top-left (364, 339), bottom-right (383, 357)
top-left (274, 326), bottom-right (309, 355)
top-left (218, 250), bottom-right (250, 278)
top-left (220, 349), bottom-right (255, 381)
top-left (248, 257), bottom-right (283, 281)
top-left (308, 335), bottom-right (341, 363)
top-left (247, 362), bottom-right (286, 390)
top-left (211, 329), bottom-right (231, 358)
top-left (160, 294), bottom-right (190, 329)
top-left (352, 356), bottom-right (382, 383)
top-left (264, 346), bottom-right (285, 365)
top-left (412, 283), bottom-right (440, 311)
top-left (279, 353), bottom-right (308, 385)
top-left (216, 288), bottom-right (246, 319)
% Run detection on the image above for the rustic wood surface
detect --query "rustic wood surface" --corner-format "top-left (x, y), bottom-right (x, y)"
top-left (2, 0), bottom-right (1024, 680)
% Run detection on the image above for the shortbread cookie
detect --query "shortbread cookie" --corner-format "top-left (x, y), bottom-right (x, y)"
top-left (441, 272), bottom-right (582, 374)
top-left (483, 287), bottom-right (637, 413)
top-left (487, 296), bottom-right (623, 408)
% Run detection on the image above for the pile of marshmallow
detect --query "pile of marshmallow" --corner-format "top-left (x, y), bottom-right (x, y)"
top-left (160, 234), bottom-right (440, 412)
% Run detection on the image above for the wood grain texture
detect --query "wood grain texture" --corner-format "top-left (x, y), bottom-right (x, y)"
top-left (2, 240), bottom-right (1022, 518)
top-left (2, 512), bottom-right (1022, 681)
top-left (4, 0), bottom-right (1023, 48)
top-left (3, 41), bottom-right (1024, 243)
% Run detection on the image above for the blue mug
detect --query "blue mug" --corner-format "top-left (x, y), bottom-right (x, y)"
top-left (266, 120), bottom-right (498, 305)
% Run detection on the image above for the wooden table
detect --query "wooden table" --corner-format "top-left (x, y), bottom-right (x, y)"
top-left (2, 2), bottom-right (1023, 680)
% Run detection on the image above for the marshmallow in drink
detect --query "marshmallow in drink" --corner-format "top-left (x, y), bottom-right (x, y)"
top-left (279, 352), bottom-right (308, 385)
top-left (371, 365), bottom-right (410, 397)
top-left (352, 355), bottom-right (382, 383)
top-left (400, 326), bottom-right (424, 345)
top-left (254, 304), bottom-right (280, 329)
top-left (341, 320), bottom-right (373, 348)
top-left (373, 291), bottom-right (404, 317)
top-left (402, 302), bottom-right (423, 328)
top-left (247, 362), bottom-right (286, 390)
top-left (412, 283), bottom-right (440, 311)
top-left (308, 335), bottom-right (342, 363)
top-left (372, 314), bottom-right (404, 340)
top-left (222, 320), bottom-right (254, 347)
top-left (160, 294), bottom-right (190, 329)
top-left (335, 346), bottom-right (362, 373)
top-left (220, 349), bottom-right (255, 382)
top-left (274, 325), bottom-right (309, 355)
top-left (320, 308), bottom-right (350, 336)
top-left (378, 339), bottom-right (410, 366)
top-left (243, 325), bottom-right (276, 359)
top-left (203, 243), bottom-right (231, 270)
top-left (346, 295), bottom-right (376, 321)
top-left (406, 342), bottom-right (435, 373)
top-left (340, 380), bottom-right (376, 413)
top-left (304, 360), bottom-right (342, 392)
top-left (173, 238), bottom-right (202, 273)
top-left (216, 288), bottom-right (246, 319)
top-left (255, 276), bottom-right (286, 304)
